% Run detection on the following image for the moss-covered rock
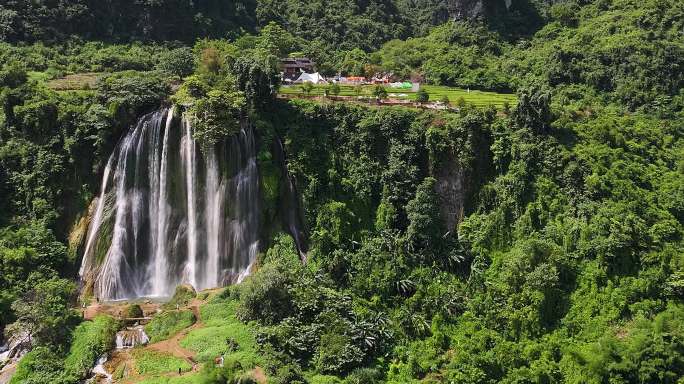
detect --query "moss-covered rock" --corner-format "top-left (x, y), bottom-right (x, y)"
top-left (124, 304), bottom-right (144, 318)
top-left (163, 284), bottom-right (197, 310)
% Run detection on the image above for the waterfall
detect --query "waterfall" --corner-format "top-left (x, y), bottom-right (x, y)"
top-left (115, 326), bottom-right (149, 349)
top-left (89, 354), bottom-right (113, 384)
top-left (182, 117), bottom-right (199, 289)
top-left (80, 108), bottom-right (260, 300)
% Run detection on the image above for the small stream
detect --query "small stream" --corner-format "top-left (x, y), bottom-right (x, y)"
top-left (88, 354), bottom-right (112, 384)
top-left (85, 325), bottom-right (149, 383)
top-left (115, 326), bottom-right (149, 349)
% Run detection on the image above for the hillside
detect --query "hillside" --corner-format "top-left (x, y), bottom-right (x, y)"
top-left (0, 0), bottom-right (683, 383)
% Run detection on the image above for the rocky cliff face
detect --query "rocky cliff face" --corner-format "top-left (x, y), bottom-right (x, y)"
top-left (434, 156), bottom-right (467, 233)
top-left (447, 0), bottom-right (512, 21)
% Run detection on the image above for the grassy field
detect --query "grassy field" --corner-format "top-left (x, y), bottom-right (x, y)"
top-left (279, 84), bottom-right (517, 108)
top-left (179, 297), bottom-right (262, 367)
top-left (144, 310), bottom-right (196, 343)
top-left (46, 72), bottom-right (101, 90)
top-left (131, 349), bottom-right (192, 375)
top-left (136, 375), bottom-right (207, 384)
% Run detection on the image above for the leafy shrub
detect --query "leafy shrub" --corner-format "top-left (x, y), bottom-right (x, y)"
top-left (271, 362), bottom-right (304, 384)
top-left (372, 85), bottom-right (388, 100)
top-left (125, 304), bottom-right (143, 318)
top-left (314, 332), bottom-right (364, 374)
top-left (9, 346), bottom-right (66, 384)
top-left (236, 263), bottom-right (294, 325)
top-left (343, 368), bottom-right (383, 384)
top-left (308, 375), bottom-right (343, 384)
top-left (415, 89), bottom-right (429, 102)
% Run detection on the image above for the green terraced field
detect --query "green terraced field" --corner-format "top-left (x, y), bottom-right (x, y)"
top-left (278, 84), bottom-right (517, 108)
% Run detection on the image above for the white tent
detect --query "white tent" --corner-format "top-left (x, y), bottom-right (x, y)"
top-left (294, 72), bottom-right (327, 84)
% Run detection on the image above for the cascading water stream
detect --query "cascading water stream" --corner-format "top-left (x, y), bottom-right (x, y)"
top-left (80, 108), bottom-right (260, 300)
top-left (182, 117), bottom-right (199, 289)
top-left (150, 109), bottom-right (174, 297)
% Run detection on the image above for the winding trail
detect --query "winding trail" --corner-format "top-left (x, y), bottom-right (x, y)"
top-left (87, 290), bottom-right (268, 383)
top-left (146, 302), bottom-right (203, 372)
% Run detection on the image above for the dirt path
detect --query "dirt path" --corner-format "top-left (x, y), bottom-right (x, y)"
top-left (99, 289), bottom-right (271, 383)
top-left (146, 303), bottom-right (203, 371)
top-left (83, 299), bottom-right (161, 321)
top-left (251, 366), bottom-right (268, 384)
top-left (83, 301), bottom-right (103, 320)
top-left (0, 361), bottom-right (17, 384)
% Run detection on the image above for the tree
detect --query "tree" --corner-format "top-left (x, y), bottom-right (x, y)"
top-left (312, 201), bottom-right (356, 255)
top-left (0, 60), bottom-right (27, 89)
top-left (0, 7), bottom-right (18, 41)
top-left (514, 87), bottom-right (552, 133)
top-left (340, 48), bottom-right (370, 76)
top-left (373, 85), bottom-right (388, 100)
top-left (233, 52), bottom-right (281, 107)
top-left (440, 95), bottom-right (450, 105)
top-left (330, 83), bottom-right (341, 97)
top-left (456, 96), bottom-right (466, 108)
top-left (416, 89), bottom-right (429, 103)
top-left (237, 262), bottom-right (294, 325)
top-left (96, 71), bottom-right (171, 122)
top-left (156, 47), bottom-right (195, 78)
top-left (7, 277), bottom-right (79, 347)
top-left (256, 22), bottom-right (301, 57)
top-left (301, 81), bottom-right (314, 95)
top-left (191, 90), bottom-right (246, 149)
top-left (405, 177), bottom-right (444, 255)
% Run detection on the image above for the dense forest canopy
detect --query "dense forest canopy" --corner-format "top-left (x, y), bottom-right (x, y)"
top-left (0, 0), bottom-right (544, 47)
top-left (0, 0), bottom-right (683, 383)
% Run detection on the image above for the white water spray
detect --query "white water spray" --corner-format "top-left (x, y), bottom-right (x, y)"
top-left (80, 108), bottom-right (260, 300)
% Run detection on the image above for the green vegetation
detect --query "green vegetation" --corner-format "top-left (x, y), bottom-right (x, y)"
top-left (415, 89), bottom-right (429, 103)
top-left (136, 374), bottom-right (208, 384)
top-left (180, 298), bottom-right (262, 367)
top-left (5, 275), bottom-right (80, 347)
top-left (374, 21), bottom-right (512, 90)
top-left (10, 315), bottom-right (118, 384)
top-left (162, 285), bottom-right (197, 311)
top-left (62, 316), bottom-right (119, 379)
top-left (279, 84), bottom-right (517, 108)
top-left (145, 310), bottom-right (196, 343)
top-left (0, 0), bottom-right (683, 383)
top-left (132, 349), bottom-right (192, 375)
top-left (8, 346), bottom-right (66, 384)
top-left (124, 304), bottom-right (144, 319)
